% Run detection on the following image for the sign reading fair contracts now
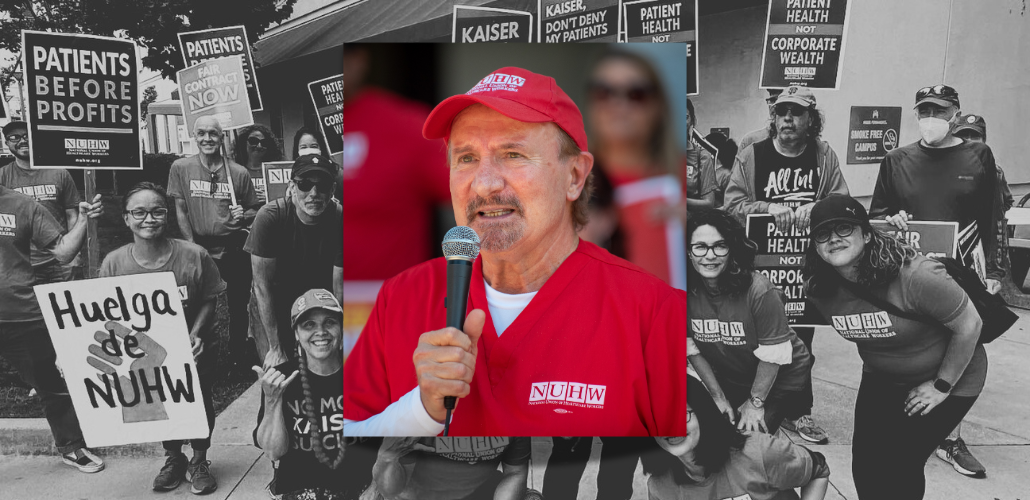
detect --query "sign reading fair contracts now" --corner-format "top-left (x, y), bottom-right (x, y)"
top-left (34, 273), bottom-right (209, 447)
top-left (760, 0), bottom-right (852, 89)
top-left (307, 74), bottom-right (343, 155)
top-left (177, 55), bottom-right (253, 133)
top-left (870, 220), bottom-right (958, 259)
top-left (453, 5), bottom-right (533, 43)
top-left (746, 214), bottom-right (826, 326)
top-left (847, 106), bottom-right (901, 164)
top-left (261, 161), bottom-right (293, 202)
top-left (539, 0), bottom-right (618, 43)
top-left (22, 31), bottom-right (141, 170)
top-left (621, 0), bottom-right (688, 43)
top-left (178, 25), bottom-right (262, 111)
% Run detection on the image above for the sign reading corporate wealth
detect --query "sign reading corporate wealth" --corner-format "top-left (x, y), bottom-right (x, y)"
top-left (178, 26), bottom-right (263, 111)
top-left (34, 273), bottom-right (210, 447)
top-left (746, 214), bottom-right (826, 326)
top-left (22, 31), bottom-right (142, 170)
top-left (760, 0), bottom-right (852, 89)
top-left (177, 55), bottom-right (254, 134)
top-left (307, 75), bottom-right (343, 155)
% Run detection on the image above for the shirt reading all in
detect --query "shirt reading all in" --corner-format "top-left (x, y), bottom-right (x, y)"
top-left (688, 272), bottom-right (811, 392)
top-left (99, 239), bottom-right (225, 328)
top-left (344, 240), bottom-right (686, 436)
top-left (254, 361), bottom-right (343, 495)
top-left (0, 185), bottom-right (63, 322)
top-left (646, 433), bottom-right (814, 500)
top-left (400, 437), bottom-right (531, 499)
top-left (166, 155), bottom-right (259, 239)
top-left (806, 256), bottom-right (987, 396)
top-left (0, 162), bottom-right (80, 265)
top-left (483, 280), bottom-right (537, 336)
top-left (752, 138), bottom-right (820, 209)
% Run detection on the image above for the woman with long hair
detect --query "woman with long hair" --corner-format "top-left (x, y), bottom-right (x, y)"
top-left (803, 194), bottom-right (985, 499)
top-left (687, 209), bottom-right (813, 434)
top-left (99, 182), bottom-right (225, 494)
top-left (234, 124), bottom-right (284, 203)
top-left (293, 126), bottom-right (342, 201)
top-left (642, 376), bottom-right (830, 499)
top-left (253, 288), bottom-right (344, 499)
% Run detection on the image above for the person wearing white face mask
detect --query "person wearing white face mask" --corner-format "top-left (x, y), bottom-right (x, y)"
top-left (870, 84), bottom-right (1006, 295)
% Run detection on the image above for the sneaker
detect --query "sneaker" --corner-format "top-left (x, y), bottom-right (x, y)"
top-left (61, 448), bottom-right (105, 473)
top-left (936, 438), bottom-right (987, 478)
top-left (188, 459), bottom-right (218, 495)
top-left (153, 452), bottom-right (187, 491)
top-left (782, 415), bottom-right (829, 444)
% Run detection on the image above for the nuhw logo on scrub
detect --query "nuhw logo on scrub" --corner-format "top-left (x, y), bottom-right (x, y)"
top-left (0, 213), bottom-right (16, 236)
top-left (529, 381), bottom-right (606, 408)
top-left (466, 73), bottom-right (527, 95)
top-left (690, 319), bottom-right (746, 346)
top-left (64, 138), bottom-right (110, 152)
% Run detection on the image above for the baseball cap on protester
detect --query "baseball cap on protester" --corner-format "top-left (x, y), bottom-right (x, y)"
top-left (914, 84), bottom-right (960, 108)
top-left (291, 154), bottom-right (336, 180)
top-left (422, 66), bottom-right (588, 152)
top-left (953, 113), bottom-right (986, 140)
top-left (291, 289), bottom-right (342, 328)
top-left (809, 194), bottom-right (868, 236)
top-left (2, 120), bottom-right (27, 136)
top-left (774, 85), bottom-right (817, 108)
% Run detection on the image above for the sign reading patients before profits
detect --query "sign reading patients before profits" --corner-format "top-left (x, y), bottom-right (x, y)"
top-left (22, 31), bottom-right (142, 170)
top-left (178, 25), bottom-right (263, 111)
top-left (453, 6), bottom-right (533, 43)
top-left (746, 214), bottom-right (826, 327)
top-left (307, 75), bottom-right (343, 155)
top-left (34, 273), bottom-right (210, 447)
top-left (538, 0), bottom-right (618, 43)
top-left (177, 55), bottom-right (253, 134)
top-left (847, 106), bottom-right (901, 164)
top-left (262, 161), bottom-right (294, 202)
top-left (760, 0), bottom-right (852, 89)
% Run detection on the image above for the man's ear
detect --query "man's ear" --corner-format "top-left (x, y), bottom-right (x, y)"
top-left (567, 151), bottom-right (594, 202)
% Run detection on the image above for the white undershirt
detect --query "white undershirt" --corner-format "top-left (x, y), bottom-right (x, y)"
top-left (343, 279), bottom-right (538, 435)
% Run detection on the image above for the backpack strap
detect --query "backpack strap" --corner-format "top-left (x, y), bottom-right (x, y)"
top-left (832, 273), bottom-right (930, 325)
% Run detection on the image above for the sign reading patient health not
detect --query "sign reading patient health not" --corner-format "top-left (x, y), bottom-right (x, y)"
top-left (34, 273), bottom-right (210, 447)
top-left (307, 75), bottom-right (343, 155)
top-left (22, 30), bottom-right (142, 170)
top-left (746, 214), bottom-right (826, 327)
top-left (177, 55), bottom-right (253, 134)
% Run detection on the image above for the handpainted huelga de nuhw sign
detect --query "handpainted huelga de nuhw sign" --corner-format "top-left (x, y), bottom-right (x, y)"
top-left (34, 273), bottom-right (210, 447)
top-left (177, 55), bottom-right (253, 134)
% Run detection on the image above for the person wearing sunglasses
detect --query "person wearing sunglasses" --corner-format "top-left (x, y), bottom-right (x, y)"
top-left (803, 195), bottom-right (986, 499)
top-left (233, 124), bottom-right (284, 205)
top-left (687, 209), bottom-right (813, 437)
top-left (245, 154), bottom-right (342, 366)
top-left (0, 120), bottom-right (82, 284)
top-left (723, 84), bottom-right (845, 446)
top-left (642, 376), bottom-right (830, 500)
top-left (870, 85), bottom-right (1005, 298)
top-left (99, 182), bottom-right (225, 494)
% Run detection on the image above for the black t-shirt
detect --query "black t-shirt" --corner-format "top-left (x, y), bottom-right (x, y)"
top-left (752, 138), bottom-right (820, 209)
top-left (254, 361), bottom-right (343, 495)
top-left (244, 198), bottom-right (342, 324)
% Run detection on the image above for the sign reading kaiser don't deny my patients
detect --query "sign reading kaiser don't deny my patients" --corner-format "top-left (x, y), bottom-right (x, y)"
top-left (22, 30), bottom-right (142, 170)
top-left (34, 273), bottom-right (210, 448)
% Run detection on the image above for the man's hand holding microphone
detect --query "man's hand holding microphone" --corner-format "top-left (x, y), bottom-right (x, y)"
top-left (413, 309), bottom-right (486, 424)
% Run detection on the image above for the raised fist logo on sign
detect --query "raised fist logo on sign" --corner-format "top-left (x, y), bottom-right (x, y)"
top-left (85, 321), bottom-right (171, 423)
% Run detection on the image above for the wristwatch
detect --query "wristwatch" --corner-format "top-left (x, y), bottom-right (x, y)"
top-left (933, 378), bottom-right (953, 394)
top-left (749, 395), bottom-right (765, 409)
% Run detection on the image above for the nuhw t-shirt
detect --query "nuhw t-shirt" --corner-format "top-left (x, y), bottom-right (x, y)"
top-left (0, 185), bottom-right (63, 322)
top-left (646, 433), bottom-right (813, 500)
top-left (805, 256), bottom-right (987, 396)
top-left (0, 163), bottom-right (80, 265)
top-left (688, 271), bottom-right (811, 392)
top-left (254, 361), bottom-right (343, 495)
top-left (400, 437), bottom-right (531, 500)
top-left (165, 155), bottom-right (259, 238)
top-left (99, 239), bottom-right (226, 328)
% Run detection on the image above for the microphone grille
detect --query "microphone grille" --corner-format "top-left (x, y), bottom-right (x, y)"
top-left (442, 226), bottom-right (481, 261)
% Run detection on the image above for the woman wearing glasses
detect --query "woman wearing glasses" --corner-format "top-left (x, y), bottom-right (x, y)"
top-left (99, 182), bottom-right (226, 494)
top-left (642, 376), bottom-right (830, 500)
top-left (234, 124), bottom-right (284, 204)
top-left (803, 194), bottom-right (985, 499)
top-left (687, 209), bottom-right (813, 435)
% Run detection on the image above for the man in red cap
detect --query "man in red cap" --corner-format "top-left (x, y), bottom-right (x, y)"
top-left (343, 67), bottom-right (686, 436)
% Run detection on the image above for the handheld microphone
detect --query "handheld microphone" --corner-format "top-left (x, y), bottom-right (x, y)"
top-left (441, 226), bottom-right (481, 436)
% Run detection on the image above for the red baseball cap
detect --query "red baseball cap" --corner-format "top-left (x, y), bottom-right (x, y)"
top-left (422, 66), bottom-right (588, 151)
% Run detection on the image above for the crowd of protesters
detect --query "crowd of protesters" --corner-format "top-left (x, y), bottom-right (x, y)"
top-left (685, 82), bottom-right (1009, 499)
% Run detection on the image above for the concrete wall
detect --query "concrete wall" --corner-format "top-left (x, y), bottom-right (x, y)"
top-left (692, 0), bottom-right (1030, 197)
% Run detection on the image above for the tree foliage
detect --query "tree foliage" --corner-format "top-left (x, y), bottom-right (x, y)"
top-left (140, 85), bottom-right (157, 121)
top-left (0, 0), bottom-right (296, 79)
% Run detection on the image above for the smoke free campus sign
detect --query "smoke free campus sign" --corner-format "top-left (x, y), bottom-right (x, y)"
top-left (22, 31), bottom-right (142, 170)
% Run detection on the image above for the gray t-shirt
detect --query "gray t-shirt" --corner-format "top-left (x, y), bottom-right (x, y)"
top-left (166, 154), bottom-right (259, 244)
top-left (0, 185), bottom-right (64, 322)
top-left (0, 162), bottom-right (79, 265)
